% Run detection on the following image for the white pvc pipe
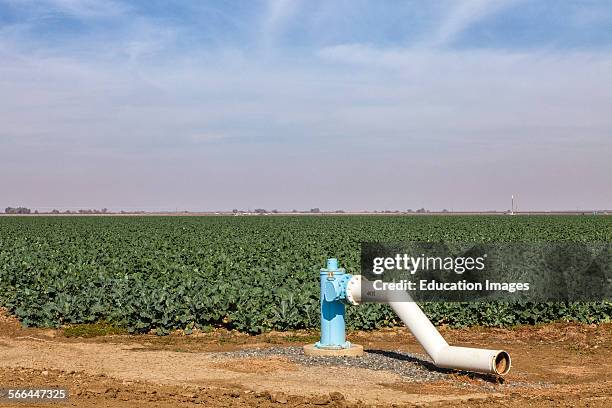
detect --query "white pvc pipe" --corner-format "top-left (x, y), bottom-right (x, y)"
top-left (388, 301), bottom-right (511, 375)
top-left (347, 276), bottom-right (511, 376)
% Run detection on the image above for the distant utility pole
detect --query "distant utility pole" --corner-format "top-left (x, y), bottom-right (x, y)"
top-left (515, 194), bottom-right (518, 214)
top-left (511, 194), bottom-right (518, 215)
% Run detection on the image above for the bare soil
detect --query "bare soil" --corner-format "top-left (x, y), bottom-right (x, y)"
top-left (0, 310), bottom-right (610, 407)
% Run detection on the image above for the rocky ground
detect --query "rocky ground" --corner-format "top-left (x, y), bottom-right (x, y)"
top-left (0, 310), bottom-right (610, 407)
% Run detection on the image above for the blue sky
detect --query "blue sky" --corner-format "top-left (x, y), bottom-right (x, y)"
top-left (1, 0), bottom-right (611, 211)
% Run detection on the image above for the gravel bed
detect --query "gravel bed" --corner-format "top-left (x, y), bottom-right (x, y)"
top-left (212, 346), bottom-right (543, 389)
top-left (213, 346), bottom-right (450, 382)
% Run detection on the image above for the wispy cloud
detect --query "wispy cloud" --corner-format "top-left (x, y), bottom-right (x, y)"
top-left (426, 0), bottom-right (521, 48)
top-left (260, 0), bottom-right (301, 49)
top-left (15, 0), bottom-right (129, 19)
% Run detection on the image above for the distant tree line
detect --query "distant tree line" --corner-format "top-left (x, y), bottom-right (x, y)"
top-left (76, 208), bottom-right (109, 214)
top-left (4, 207), bottom-right (116, 215)
top-left (229, 208), bottom-right (443, 214)
top-left (249, 208), bottom-right (322, 215)
top-left (4, 207), bottom-right (31, 214)
top-left (4, 207), bottom-right (449, 215)
top-left (48, 208), bottom-right (110, 214)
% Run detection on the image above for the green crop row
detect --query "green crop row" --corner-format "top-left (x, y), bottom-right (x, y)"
top-left (0, 215), bottom-right (610, 334)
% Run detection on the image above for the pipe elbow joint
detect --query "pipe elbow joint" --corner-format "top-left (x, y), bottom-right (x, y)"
top-left (345, 274), bottom-right (361, 305)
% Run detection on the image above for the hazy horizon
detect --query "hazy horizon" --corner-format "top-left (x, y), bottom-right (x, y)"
top-left (3, 204), bottom-right (612, 214)
top-left (2, 1), bottom-right (611, 212)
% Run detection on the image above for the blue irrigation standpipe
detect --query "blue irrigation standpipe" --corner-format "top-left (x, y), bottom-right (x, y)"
top-left (306, 258), bottom-right (511, 374)
top-left (315, 258), bottom-right (353, 349)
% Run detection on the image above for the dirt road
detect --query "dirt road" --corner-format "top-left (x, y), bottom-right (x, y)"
top-left (0, 311), bottom-right (610, 407)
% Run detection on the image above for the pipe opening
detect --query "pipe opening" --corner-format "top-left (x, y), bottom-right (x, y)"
top-left (494, 351), bottom-right (511, 375)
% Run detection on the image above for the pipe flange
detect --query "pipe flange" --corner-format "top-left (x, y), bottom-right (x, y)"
top-left (345, 275), bottom-right (361, 306)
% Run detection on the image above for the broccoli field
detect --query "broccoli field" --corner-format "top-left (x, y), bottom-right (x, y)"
top-left (0, 215), bottom-right (610, 334)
